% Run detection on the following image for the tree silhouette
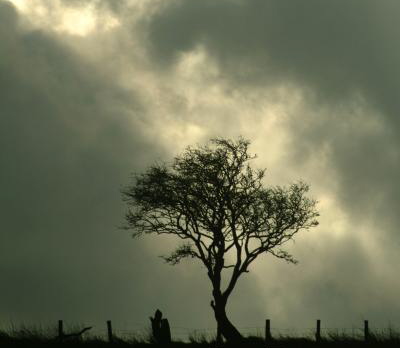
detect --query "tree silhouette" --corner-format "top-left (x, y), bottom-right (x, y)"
top-left (122, 137), bottom-right (319, 343)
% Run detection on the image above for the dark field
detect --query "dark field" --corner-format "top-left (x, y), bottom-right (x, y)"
top-left (2, 326), bottom-right (400, 348)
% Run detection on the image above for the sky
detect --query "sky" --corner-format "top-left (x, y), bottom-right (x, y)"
top-left (1, 0), bottom-right (400, 339)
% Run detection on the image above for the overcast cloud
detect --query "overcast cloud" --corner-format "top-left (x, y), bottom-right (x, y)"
top-left (1, 0), bottom-right (400, 338)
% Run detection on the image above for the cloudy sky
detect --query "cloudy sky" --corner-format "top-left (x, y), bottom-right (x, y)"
top-left (1, 0), bottom-right (400, 338)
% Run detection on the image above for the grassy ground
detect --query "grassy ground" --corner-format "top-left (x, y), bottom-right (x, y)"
top-left (1, 326), bottom-right (400, 347)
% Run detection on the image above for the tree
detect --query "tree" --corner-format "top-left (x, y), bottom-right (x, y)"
top-left (122, 137), bottom-right (319, 343)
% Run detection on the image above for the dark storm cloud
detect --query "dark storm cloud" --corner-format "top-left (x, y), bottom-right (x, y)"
top-left (0, 0), bottom-right (173, 328)
top-left (145, 0), bottom-right (400, 226)
top-left (146, 0), bottom-right (399, 102)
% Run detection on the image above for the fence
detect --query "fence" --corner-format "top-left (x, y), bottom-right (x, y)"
top-left (54, 319), bottom-right (398, 343)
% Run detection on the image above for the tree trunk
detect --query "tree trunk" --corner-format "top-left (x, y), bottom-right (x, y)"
top-left (211, 298), bottom-right (243, 343)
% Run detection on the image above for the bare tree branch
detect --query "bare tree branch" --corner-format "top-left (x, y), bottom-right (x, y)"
top-left (161, 243), bottom-right (199, 265)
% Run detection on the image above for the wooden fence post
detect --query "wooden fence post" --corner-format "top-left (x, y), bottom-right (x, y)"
top-left (107, 320), bottom-right (113, 343)
top-left (58, 320), bottom-right (63, 341)
top-left (364, 320), bottom-right (369, 341)
top-left (315, 319), bottom-right (321, 342)
top-left (265, 319), bottom-right (272, 341)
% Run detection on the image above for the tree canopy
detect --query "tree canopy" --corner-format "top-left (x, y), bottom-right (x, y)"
top-left (122, 137), bottom-right (319, 342)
